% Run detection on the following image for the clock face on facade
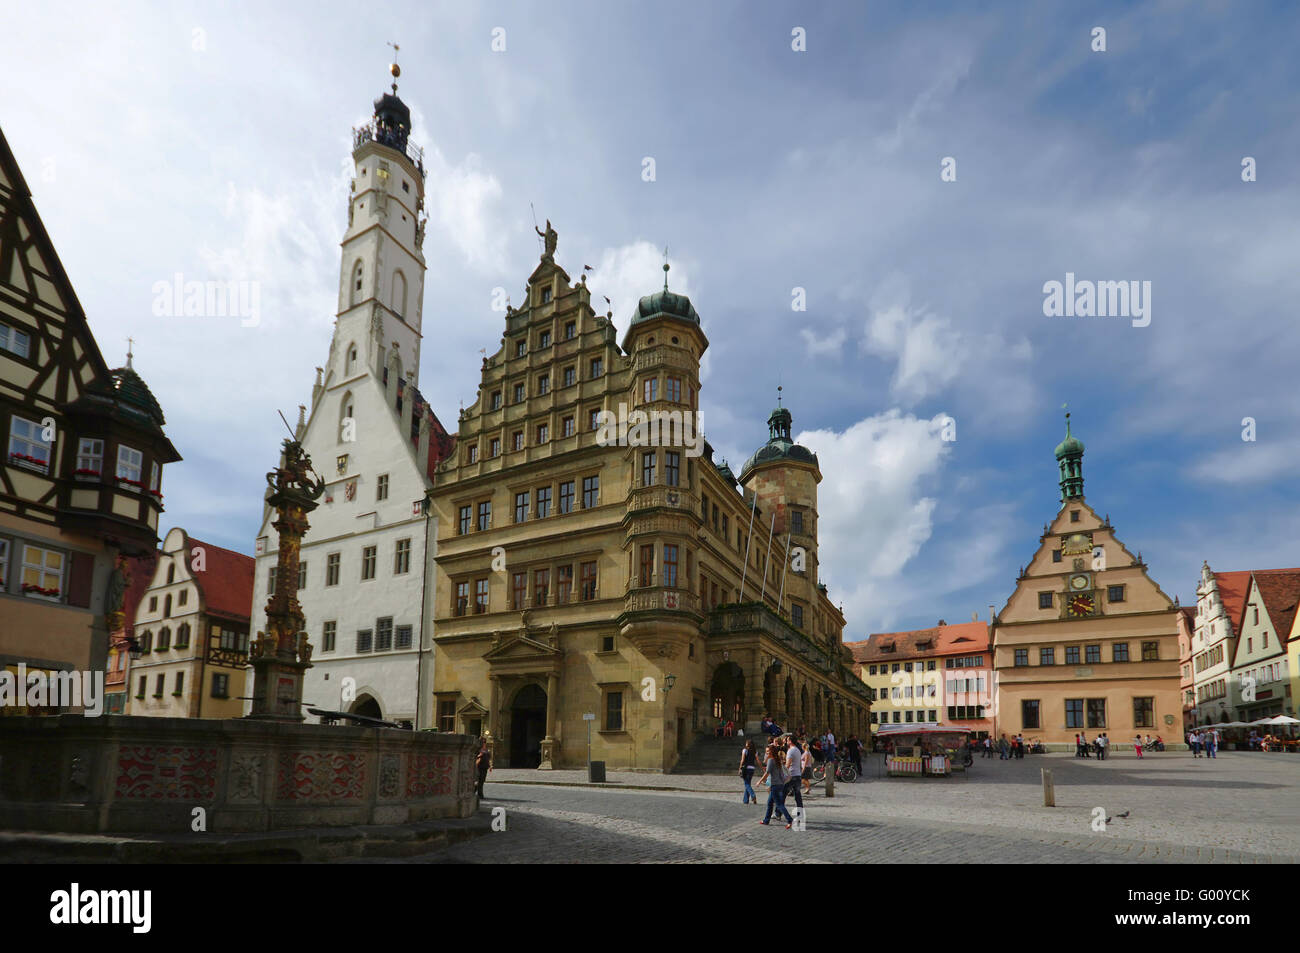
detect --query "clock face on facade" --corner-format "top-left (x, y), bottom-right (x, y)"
top-left (1068, 594), bottom-right (1095, 617)
top-left (1069, 573), bottom-right (1091, 591)
top-left (1061, 532), bottom-right (1093, 556)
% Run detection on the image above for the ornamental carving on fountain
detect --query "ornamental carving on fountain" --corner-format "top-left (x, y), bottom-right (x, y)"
top-left (248, 438), bottom-right (326, 721)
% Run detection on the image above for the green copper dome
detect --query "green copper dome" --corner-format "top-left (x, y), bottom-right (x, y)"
top-left (1055, 412), bottom-right (1084, 503)
top-left (620, 263), bottom-right (703, 349)
top-left (1054, 419), bottom-right (1084, 459)
top-left (738, 406), bottom-right (818, 482)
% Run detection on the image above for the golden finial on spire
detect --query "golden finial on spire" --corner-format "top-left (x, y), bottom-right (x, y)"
top-left (387, 42), bottom-right (401, 93)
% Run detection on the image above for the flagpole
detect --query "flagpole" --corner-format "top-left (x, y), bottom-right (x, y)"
top-left (759, 512), bottom-right (776, 604)
top-left (739, 492), bottom-right (757, 601)
top-left (777, 531), bottom-right (792, 617)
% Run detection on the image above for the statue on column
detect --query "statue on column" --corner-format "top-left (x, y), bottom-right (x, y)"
top-left (535, 219), bottom-right (558, 261)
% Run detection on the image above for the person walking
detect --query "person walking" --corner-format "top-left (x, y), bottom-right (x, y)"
top-left (1098, 733), bottom-right (1109, 760)
top-left (1189, 729), bottom-right (1201, 758)
top-left (847, 734), bottom-right (863, 775)
top-left (1015, 734), bottom-right (1025, 759)
top-left (999, 733), bottom-right (1009, 760)
top-left (474, 736), bottom-right (491, 799)
top-left (824, 729), bottom-right (837, 767)
top-left (1207, 729), bottom-right (1218, 758)
top-left (801, 737), bottom-right (815, 796)
top-left (1133, 734), bottom-right (1144, 759)
top-left (783, 735), bottom-right (805, 816)
top-left (740, 739), bottom-right (759, 805)
top-left (1074, 733), bottom-right (1083, 758)
top-left (759, 743), bottom-right (794, 828)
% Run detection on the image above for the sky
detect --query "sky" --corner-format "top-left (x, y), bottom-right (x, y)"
top-left (4, 0), bottom-right (1299, 637)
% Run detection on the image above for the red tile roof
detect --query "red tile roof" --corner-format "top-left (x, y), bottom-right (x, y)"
top-left (849, 620), bottom-right (991, 663)
top-left (1252, 571), bottom-right (1300, 643)
top-left (1213, 568), bottom-right (1300, 637)
top-left (187, 536), bottom-right (254, 623)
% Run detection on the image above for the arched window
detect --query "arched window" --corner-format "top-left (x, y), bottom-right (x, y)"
top-left (345, 343), bottom-right (357, 376)
top-left (166, 564), bottom-right (175, 584)
top-left (176, 622), bottom-right (191, 648)
top-left (350, 261), bottom-right (364, 307)
top-left (391, 270), bottom-right (407, 318)
top-left (339, 391), bottom-right (354, 443)
top-left (140, 630), bottom-right (153, 653)
top-left (158, 626), bottom-right (171, 651)
top-left (164, 594), bottom-right (172, 617)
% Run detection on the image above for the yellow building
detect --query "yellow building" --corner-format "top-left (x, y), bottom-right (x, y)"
top-left (993, 415), bottom-right (1181, 748)
top-left (125, 527), bottom-right (253, 719)
top-left (426, 228), bottom-right (871, 771)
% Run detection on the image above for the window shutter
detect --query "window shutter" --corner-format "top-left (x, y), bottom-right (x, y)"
top-left (67, 551), bottom-right (95, 608)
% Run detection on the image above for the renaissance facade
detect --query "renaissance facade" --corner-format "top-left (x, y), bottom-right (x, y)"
top-left (426, 231), bottom-right (871, 771)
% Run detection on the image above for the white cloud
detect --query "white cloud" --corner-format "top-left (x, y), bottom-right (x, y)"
top-left (800, 325), bottom-right (847, 358)
top-left (1190, 441), bottom-right (1297, 484)
top-left (424, 146), bottom-right (506, 272)
top-left (862, 300), bottom-right (964, 404)
top-left (797, 410), bottom-right (952, 628)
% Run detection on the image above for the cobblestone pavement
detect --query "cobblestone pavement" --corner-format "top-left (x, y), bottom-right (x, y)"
top-left (365, 752), bottom-right (1300, 864)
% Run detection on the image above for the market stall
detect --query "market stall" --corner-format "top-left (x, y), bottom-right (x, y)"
top-left (875, 724), bottom-right (974, 777)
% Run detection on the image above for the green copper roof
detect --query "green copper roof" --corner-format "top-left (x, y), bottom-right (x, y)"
top-left (738, 406), bottom-right (817, 482)
top-left (1054, 417), bottom-right (1084, 458)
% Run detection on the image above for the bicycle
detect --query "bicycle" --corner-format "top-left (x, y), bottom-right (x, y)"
top-left (810, 758), bottom-right (858, 784)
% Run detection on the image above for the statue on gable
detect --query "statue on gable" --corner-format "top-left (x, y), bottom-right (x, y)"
top-left (535, 219), bottom-right (558, 261)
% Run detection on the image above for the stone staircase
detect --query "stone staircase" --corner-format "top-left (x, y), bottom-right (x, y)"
top-left (671, 734), bottom-right (761, 774)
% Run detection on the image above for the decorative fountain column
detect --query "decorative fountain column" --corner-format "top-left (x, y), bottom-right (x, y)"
top-left (247, 438), bottom-right (325, 721)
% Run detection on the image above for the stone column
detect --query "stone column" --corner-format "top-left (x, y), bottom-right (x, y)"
top-left (539, 671), bottom-right (559, 769)
top-left (488, 675), bottom-right (501, 766)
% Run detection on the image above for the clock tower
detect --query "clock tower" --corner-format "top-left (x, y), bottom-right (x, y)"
top-left (990, 413), bottom-right (1182, 747)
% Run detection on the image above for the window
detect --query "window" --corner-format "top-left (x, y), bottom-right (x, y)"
top-left (136, 675), bottom-right (146, 698)
top-left (1021, 699), bottom-right (1041, 730)
top-left (357, 629), bottom-right (373, 653)
top-left (792, 603), bottom-right (804, 629)
top-left (1065, 699), bottom-right (1083, 729)
top-left (1107, 585), bottom-right (1125, 603)
top-left (298, 562), bottom-right (307, 590)
top-left (153, 674), bottom-right (165, 697)
top-left (533, 569), bottom-right (550, 606)
top-left (16, 542), bottom-right (63, 600)
top-left (536, 423), bottom-right (549, 444)
top-left (467, 445), bottom-right (479, 464)
top-left (139, 630), bottom-right (152, 653)
top-left (515, 491), bottom-right (530, 523)
top-left (1133, 697), bottom-right (1154, 728)
top-left (1086, 698), bottom-right (1106, 728)
top-left (601, 635), bottom-right (615, 653)
top-left (791, 510), bottom-right (803, 534)
top-left (512, 431), bottom-right (524, 451)
top-left (147, 459), bottom-right (160, 493)
top-left (1065, 645), bottom-right (1080, 665)
top-left (515, 339), bottom-right (527, 358)
top-left (116, 444), bottom-right (143, 485)
top-left (458, 505), bottom-right (472, 535)
top-left (665, 451), bottom-right (680, 487)
top-left (642, 378), bottom-right (658, 403)
top-left (1112, 642), bottom-right (1130, 662)
top-left (361, 545), bottom-right (377, 580)
top-left (604, 690), bottom-right (624, 731)
top-left (477, 500), bottom-right (491, 530)
top-left (376, 617), bottom-right (393, 651)
top-left (175, 622), bottom-right (190, 648)
top-left (642, 451), bottom-right (656, 487)
top-left (639, 545), bottom-right (654, 587)
top-left (666, 376), bottom-right (681, 402)
top-left (1038, 592), bottom-right (1053, 609)
top-left (323, 621), bottom-right (336, 652)
top-left (663, 545), bottom-right (678, 588)
top-left (0, 322), bottom-right (31, 358)
top-left (377, 474), bottom-right (389, 501)
top-left (537, 374), bottom-right (550, 396)
top-left (512, 572), bottom-right (527, 610)
top-left (1014, 649), bottom-right (1028, 667)
top-left (490, 437), bottom-right (500, 458)
top-left (76, 438), bottom-right (103, 474)
top-left (1141, 641), bottom-right (1159, 661)
top-left (590, 357), bottom-right (603, 378)
top-left (173, 671), bottom-right (185, 696)
top-left (1040, 647), bottom-right (1055, 665)
top-left (582, 475), bottom-right (599, 508)
top-left (564, 321), bottom-right (576, 340)
top-left (475, 579), bottom-right (488, 614)
top-left (557, 565), bottom-right (573, 604)
top-left (326, 553), bottom-right (340, 586)
top-left (513, 383), bottom-right (525, 403)
top-left (455, 581), bottom-right (469, 616)
top-left (562, 415), bottom-right (575, 437)
top-left (589, 409), bottom-right (601, 431)
top-left (490, 391), bottom-right (502, 410)
top-left (563, 367), bottom-right (575, 388)
top-left (722, 514), bottom-right (729, 540)
top-left (1052, 550), bottom-right (1062, 563)
top-left (580, 561), bottom-right (598, 601)
top-left (158, 627), bottom-right (171, 651)
top-left (1085, 644), bottom-right (1101, 664)
top-left (394, 538), bottom-right (411, 574)
top-left (9, 415), bottom-right (52, 470)
top-left (1070, 510), bottom-right (1080, 522)
top-left (536, 487), bottom-right (551, 518)
top-left (212, 673), bottom-right (230, 699)
top-left (539, 329), bottom-right (551, 347)
top-left (396, 625), bottom-right (412, 650)
top-left (437, 699), bottom-right (456, 732)
top-left (904, 662), bottom-right (913, 673)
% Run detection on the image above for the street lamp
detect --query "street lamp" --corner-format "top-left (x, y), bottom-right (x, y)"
top-left (663, 673), bottom-right (676, 694)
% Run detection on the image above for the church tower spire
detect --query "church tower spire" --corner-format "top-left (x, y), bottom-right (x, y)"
top-left (1054, 408), bottom-right (1085, 505)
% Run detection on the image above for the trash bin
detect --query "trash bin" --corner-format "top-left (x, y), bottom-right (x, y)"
top-left (588, 761), bottom-right (606, 783)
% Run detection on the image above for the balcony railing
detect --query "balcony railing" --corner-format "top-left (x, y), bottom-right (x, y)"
top-left (624, 586), bottom-right (700, 615)
top-left (352, 120), bottom-right (427, 178)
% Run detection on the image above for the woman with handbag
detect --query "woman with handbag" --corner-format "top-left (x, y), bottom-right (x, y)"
top-left (740, 739), bottom-right (759, 804)
top-left (758, 743), bottom-right (794, 828)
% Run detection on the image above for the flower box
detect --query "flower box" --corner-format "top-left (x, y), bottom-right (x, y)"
top-left (21, 583), bottom-right (60, 598)
top-left (8, 452), bottom-right (49, 471)
top-left (73, 468), bottom-right (102, 478)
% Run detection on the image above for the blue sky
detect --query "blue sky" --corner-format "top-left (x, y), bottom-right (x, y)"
top-left (4, 1), bottom-right (1299, 634)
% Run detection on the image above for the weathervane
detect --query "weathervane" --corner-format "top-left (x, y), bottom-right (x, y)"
top-left (387, 42), bottom-right (401, 93)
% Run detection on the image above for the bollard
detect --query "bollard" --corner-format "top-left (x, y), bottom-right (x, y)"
top-left (1041, 767), bottom-right (1055, 807)
top-left (825, 765), bottom-right (835, 797)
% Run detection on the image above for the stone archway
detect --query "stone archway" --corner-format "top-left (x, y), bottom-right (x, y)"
top-left (763, 666), bottom-right (778, 718)
top-left (784, 676), bottom-right (796, 727)
top-left (710, 661), bottom-right (745, 726)
top-left (508, 683), bottom-right (547, 769)
top-left (800, 685), bottom-right (810, 731)
top-left (349, 694), bottom-right (382, 721)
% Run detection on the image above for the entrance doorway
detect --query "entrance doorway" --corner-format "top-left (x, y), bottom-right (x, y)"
top-left (350, 695), bottom-right (382, 721)
top-left (710, 661), bottom-right (745, 728)
top-left (509, 683), bottom-right (547, 768)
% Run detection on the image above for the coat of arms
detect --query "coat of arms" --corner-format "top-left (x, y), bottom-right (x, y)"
top-left (345, 480), bottom-right (356, 501)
